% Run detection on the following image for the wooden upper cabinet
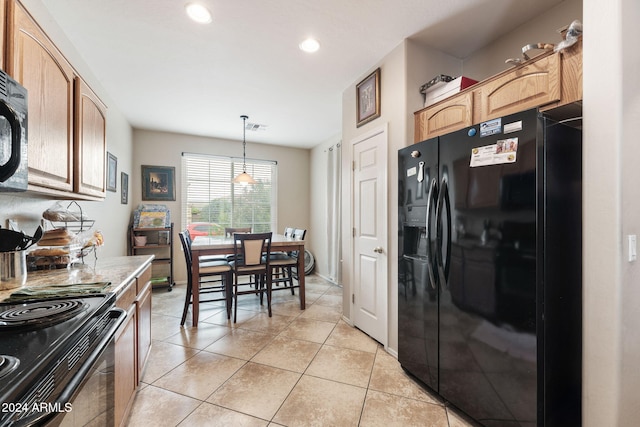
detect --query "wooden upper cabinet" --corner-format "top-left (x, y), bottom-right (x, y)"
top-left (541, 39), bottom-right (582, 112)
top-left (478, 53), bottom-right (561, 121)
top-left (415, 91), bottom-right (473, 142)
top-left (0, 0), bottom-right (6, 71)
top-left (7, 0), bottom-right (75, 193)
top-left (414, 40), bottom-right (581, 143)
top-left (74, 78), bottom-right (106, 197)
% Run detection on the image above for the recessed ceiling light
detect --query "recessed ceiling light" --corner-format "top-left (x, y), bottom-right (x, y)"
top-left (299, 38), bottom-right (320, 53)
top-left (185, 3), bottom-right (212, 24)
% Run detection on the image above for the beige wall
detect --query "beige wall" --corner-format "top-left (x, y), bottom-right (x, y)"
top-left (463, 0), bottom-right (583, 79)
top-left (132, 129), bottom-right (311, 284)
top-left (0, 0), bottom-right (133, 258)
top-left (340, 41), bottom-right (408, 348)
top-left (583, 0), bottom-right (640, 424)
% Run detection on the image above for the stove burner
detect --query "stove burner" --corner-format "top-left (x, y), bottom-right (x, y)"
top-left (0, 300), bottom-right (87, 329)
top-left (0, 355), bottom-right (20, 379)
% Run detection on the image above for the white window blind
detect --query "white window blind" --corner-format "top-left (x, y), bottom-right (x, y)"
top-left (181, 153), bottom-right (277, 234)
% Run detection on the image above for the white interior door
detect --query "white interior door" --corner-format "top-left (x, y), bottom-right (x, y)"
top-left (352, 126), bottom-right (388, 345)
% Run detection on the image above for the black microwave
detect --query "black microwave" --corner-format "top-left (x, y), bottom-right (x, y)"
top-left (0, 68), bottom-right (28, 192)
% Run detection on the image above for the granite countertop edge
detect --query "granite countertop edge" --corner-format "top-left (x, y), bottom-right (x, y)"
top-left (0, 255), bottom-right (155, 302)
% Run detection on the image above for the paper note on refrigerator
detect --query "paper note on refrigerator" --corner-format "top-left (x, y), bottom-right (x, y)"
top-left (469, 138), bottom-right (518, 167)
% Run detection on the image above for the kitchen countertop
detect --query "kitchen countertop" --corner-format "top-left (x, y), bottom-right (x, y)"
top-left (0, 255), bottom-right (154, 302)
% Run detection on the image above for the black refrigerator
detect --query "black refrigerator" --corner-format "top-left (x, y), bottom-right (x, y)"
top-left (398, 108), bottom-right (581, 426)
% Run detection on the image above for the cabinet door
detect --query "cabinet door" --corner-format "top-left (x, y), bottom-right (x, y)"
top-left (114, 306), bottom-right (136, 427)
top-left (136, 279), bottom-right (152, 379)
top-left (415, 91), bottom-right (473, 141)
top-left (479, 53), bottom-right (561, 120)
top-left (74, 77), bottom-right (106, 197)
top-left (7, 1), bottom-right (75, 192)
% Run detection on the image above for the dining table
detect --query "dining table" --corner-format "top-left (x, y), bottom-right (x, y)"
top-left (190, 233), bottom-right (306, 326)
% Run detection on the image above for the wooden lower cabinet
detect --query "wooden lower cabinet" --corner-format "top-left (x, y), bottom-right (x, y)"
top-left (114, 264), bottom-right (153, 426)
top-left (136, 279), bottom-right (152, 378)
top-left (114, 305), bottom-right (136, 427)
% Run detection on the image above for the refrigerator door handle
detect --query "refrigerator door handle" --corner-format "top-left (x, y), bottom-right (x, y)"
top-left (436, 177), bottom-right (452, 286)
top-left (425, 177), bottom-right (438, 290)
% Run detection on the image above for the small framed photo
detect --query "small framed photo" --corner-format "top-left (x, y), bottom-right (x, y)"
top-left (356, 68), bottom-right (381, 127)
top-left (142, 165), bottom-right (176, 201)
top-left (120, 172), bottom-right (129, 204)
top-left (106, 152), bottom-right (117, 192)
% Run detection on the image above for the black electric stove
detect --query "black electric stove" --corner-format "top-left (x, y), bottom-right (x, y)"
top-left (0, 293), bottom-right (124, 427)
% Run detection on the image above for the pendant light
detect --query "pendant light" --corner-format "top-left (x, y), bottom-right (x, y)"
top-left (232, 115), bottom-right (257, 185)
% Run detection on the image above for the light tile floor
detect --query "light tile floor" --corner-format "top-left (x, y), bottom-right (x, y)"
top-left (126, 275), bottom-right (476, 426)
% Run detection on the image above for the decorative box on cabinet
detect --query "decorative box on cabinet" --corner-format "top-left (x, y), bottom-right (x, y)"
top-left (130, 223), bottom-right (174, 290)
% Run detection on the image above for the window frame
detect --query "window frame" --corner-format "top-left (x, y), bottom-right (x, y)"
top-left (181, 152), bottom-right (277, 234)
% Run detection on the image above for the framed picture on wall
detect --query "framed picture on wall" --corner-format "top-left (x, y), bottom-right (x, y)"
top-left (356, 68), bottom-right (381, 127)
top-left (141, 165), bottom-right (176, 201)
top-left (106, 152), bottom-right (117, 192)
top-left (121, 172), bottom-right (129, 204)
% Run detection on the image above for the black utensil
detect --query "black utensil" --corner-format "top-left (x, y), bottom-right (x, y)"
top-left (0, 226), bottom-right (43, 252)
top-left (21, 226), bottom-right (43, 250)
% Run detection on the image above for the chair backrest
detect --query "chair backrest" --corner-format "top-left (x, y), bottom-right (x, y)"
top-left (183, 229), bottom-right (193, 247)
top-left (233, 232), bottom-right (272, 268)
top-left (283, 227), bottom-right (295, 238)
top-left (178, 231), bottom-right (193, 283)
top-left (225, 227), bottom-right (252, 238)
top-left (293, 229), bottom-right (306, 240)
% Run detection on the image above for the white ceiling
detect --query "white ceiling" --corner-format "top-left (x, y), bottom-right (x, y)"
top-left (38, 0), bottom-right (562, 149)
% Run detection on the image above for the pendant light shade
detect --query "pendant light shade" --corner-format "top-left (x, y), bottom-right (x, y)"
top-left (232, 115), bottom-right (257, 185)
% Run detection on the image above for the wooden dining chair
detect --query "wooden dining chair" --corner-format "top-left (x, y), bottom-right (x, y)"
top-left (184, 229), bottom-right (227, 263)
top-left (269, 228), bottom-right (306, 295)
top-left (224, 227), bottom-right (252, 237)
top-left (230, 232), bottom-right (272, 323)
top-left (269, 226), bottom-right (294, 269)
top-left (178, 231), bottom-right (232, 325)
top-left (224, 227), bottom-right (252, 264)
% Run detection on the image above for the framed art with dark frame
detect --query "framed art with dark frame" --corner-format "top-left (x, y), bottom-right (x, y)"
top-left (142, 165), bottom-right (176, 201)
top-left (121, 172), bottom-right (129, 204)
top-left (106, 152), bottom-right (117, 192)
top-left (356, 68), bottom-right (381, 127)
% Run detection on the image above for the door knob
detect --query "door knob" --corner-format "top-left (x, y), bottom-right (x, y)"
top-left (373, 247), bottom-right (383, 253)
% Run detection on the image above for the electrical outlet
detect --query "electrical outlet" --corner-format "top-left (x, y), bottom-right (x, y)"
top-left (7, 219), bottom-right (18, 231)
top-left (629, 235), bottom-right (637, 262)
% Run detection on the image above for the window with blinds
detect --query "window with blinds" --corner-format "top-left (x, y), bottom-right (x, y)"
top-left (181, 153), bottom-right (277, 234)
